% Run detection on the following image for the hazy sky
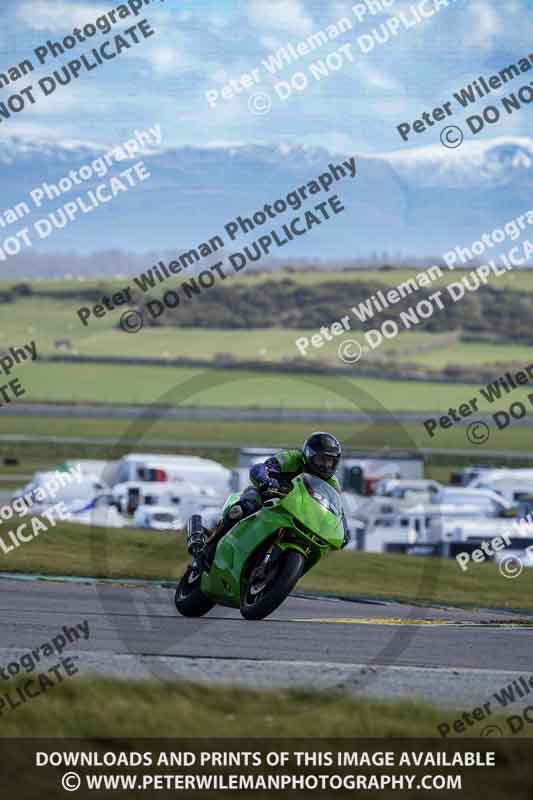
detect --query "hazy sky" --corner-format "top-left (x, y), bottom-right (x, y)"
top-left (0, 0), bottom-right (532, 153)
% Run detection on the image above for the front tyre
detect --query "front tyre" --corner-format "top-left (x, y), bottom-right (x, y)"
top-left (175, 566), bottom-right (215, 617)
top-left (240, 549), bottom-right (305, 621)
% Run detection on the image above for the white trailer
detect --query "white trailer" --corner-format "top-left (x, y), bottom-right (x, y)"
top-left (469, 469), bottom-right (533, 504)
top-left (109, 454), bottom-right (231, 495)
top-left (111, 480), bottom-right (223, 515)
top-left (349, 501), bottom-right (429, 553)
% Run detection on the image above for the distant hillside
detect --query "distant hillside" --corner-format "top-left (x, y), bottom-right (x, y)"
top-left (4, 278), bottom-right (533, 342)
top-left (0, 136), bottom-right (531, 274)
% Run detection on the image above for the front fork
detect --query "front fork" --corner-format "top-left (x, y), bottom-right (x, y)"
top-left (276, 527), bottom-right (312, 559)
top-left (250, 530), bottom-right (310, 581)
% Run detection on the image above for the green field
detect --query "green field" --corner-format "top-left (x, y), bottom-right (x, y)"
top-left (0, 295), bottom-right (470, 364)
top-left (0, 291), bottom-right (531, 373)
top-left (6, 358), bottom-right (533, 421)
top-left (2, 275), bottom-right (532, 479)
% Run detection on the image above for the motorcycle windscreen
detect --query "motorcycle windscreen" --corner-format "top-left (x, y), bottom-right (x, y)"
top-left (280, 474), bottom-right (345, 547)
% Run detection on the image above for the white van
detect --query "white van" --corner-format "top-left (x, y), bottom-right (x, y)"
top-left (110, 454), bottom-right (231, 495)
top-left (351, 503), bottom-right (429, 553)
top-left (373, 479), bottom-right (441, 504)
top-left (112, 480), bottom-right (222, 515)
top-left (134, 505), bottom-right (184, 531)
top-left (431, 487), bottom-right (516, 517)
top-left (13, 471), bottom-right (107, 516)
top-left (429, 516), bottom-right (526, 546)
top-left (60, 460), bottom-right (112, 484)
top-left (469, 469), bottom-right (533, 504)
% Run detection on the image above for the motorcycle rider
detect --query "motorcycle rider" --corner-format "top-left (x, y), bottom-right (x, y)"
top-left (187, 432), bottom-right (350, 567)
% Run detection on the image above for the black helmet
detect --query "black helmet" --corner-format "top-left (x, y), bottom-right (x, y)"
top-left (303, 432), bottom-right (341, 480)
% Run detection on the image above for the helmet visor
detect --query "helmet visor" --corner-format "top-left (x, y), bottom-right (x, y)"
top-left (308, 453), bottom-right (338, 478)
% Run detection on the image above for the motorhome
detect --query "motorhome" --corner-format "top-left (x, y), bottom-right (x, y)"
top-left (60, 460), bottom-right (112, 483)
top-left (431, 487), bottom-right (517, 518)
top-left (109, 454), bottom-right (231, 495)
top-left (373, 479), bottom-right (441, 503)
top-left (468, 469), bottom-right (533, 504)
top-left (134, 505), bottom-right (184, 531)
top-left (349, 501), bottom-right (430, 553)
top-left (341, 453), bottom-right (423, 495)
top-left (351, 487), bottom-right (518, 555)
top-left (427, 515), bottom-right (529, 548)
top-left (12, 470), bottom-right (107, 515)
top-left (449, 465), bottom-right (494, 486)
top-left (112, 480), bottom-right (222, 515)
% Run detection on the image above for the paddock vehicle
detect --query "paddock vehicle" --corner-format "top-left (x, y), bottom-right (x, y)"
top-left (109, 454), bottom-right (230, 495)
top-left (431, 487), bottom-right (517, 518)
top-left (111, 479), bottom-right (220, 515)
top-left (175, 473), bottom-right (345, 621)
top-left (373, 479), bottom-right (441, 503)
top-left (12, 471), bottom-right (106, 515)
top-left (468, 469), bottom-right (533, 504)
top-left (134, 505), bottom-right (183, 531)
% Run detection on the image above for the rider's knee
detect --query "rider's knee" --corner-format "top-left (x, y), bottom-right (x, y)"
top-left (240, 489), bottom-right (262, 516)
top-left (223, 489), bottom-right (261, 529)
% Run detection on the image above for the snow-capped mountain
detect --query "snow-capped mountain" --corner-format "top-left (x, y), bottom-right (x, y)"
top-left (0, 135), bottom-right (531, 267)
top-left (380, 137), bottom-right (533, 188)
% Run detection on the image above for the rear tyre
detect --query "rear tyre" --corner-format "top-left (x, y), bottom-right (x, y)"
top-left (175, 566), bottom-right (215, 617)
top-left (240, 549), bottom-right (305, 621)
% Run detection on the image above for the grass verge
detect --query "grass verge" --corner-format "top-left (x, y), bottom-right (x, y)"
top-left (1, 678), bottom-right (532, 800)
top-left (13, 359), bottom-right (533, 413)
top-left (2, 523), bottom-right (532, 611)
top-left (0, 676), bottom-right (518, 738)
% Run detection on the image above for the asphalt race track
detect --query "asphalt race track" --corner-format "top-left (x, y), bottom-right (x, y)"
top-left (1, 576), bottom-right (532, 709)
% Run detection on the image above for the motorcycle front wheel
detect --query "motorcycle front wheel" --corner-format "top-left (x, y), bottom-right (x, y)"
top-left (175, 566), bottom-right (215, 617)
top-left (240, 549), bottom-right (305, 621)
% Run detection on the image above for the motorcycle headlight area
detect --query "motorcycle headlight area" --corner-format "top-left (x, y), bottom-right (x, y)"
top-left (303, 478), bottom-right (338, 515)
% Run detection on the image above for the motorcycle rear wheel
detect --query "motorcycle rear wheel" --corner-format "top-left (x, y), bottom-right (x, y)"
top-left (175, 566), bottom-right (215, 617)
top-left (240, 549), bottom-right (305, 621)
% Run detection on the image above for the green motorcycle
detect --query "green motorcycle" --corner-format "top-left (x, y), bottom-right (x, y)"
top-left (175, 473), bottom-right (345, 621)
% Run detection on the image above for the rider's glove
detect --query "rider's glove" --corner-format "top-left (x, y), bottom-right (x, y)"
top-left (261, 478), bottom-right (280, 493)
top-left (250, 462), bottom-right (269, 487)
